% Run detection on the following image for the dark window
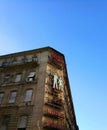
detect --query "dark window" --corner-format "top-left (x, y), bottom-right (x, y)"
top-left (32, 55), bottom-right (37, 62)
top-left (22, 56), bottom-right (28, 63)
top-left (11, 57), bottom-right (17, 65)
top-left (0, 116), bottom-right (10, 130)
top-left (0, 92), bottom-right (4, 104)
top-left (3, 75), bottom-right (10, 83)
top-left (2, 61), bottom-right (9, 67)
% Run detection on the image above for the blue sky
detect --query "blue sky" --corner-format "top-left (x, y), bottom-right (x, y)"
top-left (0, 0), bottom-right (107, 130)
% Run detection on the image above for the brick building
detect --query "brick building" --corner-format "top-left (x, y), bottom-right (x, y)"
top-left (0, 47), bottom-right (79, 130)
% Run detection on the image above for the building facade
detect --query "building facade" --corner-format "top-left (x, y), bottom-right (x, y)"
top-left (0, 47), bottom-right (79, 130)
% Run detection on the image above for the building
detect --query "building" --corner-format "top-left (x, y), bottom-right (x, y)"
top-left (0, 47), bottom-right (79, 130)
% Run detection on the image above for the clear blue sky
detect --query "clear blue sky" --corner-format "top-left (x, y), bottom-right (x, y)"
top-left (0, 0), bottom-right (107, 130)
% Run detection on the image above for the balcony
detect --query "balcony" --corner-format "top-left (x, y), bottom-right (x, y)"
top-left (0, 59), bottom-right (38, 69)
top-left (44, 109), bottom-right (65, 119)
top-left (45, 98), bottom-right (63, 109)
top-left (43, 121), bottom-right (66, 130)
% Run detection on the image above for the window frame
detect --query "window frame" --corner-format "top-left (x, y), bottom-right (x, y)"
top-left (17, 115), bottom-right (28, 129)
top-left (24, 89), bottom-right (33, 102)
top-left (15, 73), bottom-right (22, 82)
top-left (8, 91), bottom-right (17, 104)
top-left (27, 72), bottom-right (36, 82)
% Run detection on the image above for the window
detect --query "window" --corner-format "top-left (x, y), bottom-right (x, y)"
top-left (0, 92), bottom-right (4, 104)
top-left (32, 55), bottom-right (37, 62)
top-left (27, 72), bottom-right (36, 82)
top-left (15, 74), bottom-right (22, 82)
top-left (9, 91), bottom-right (17, 103)
top-left (22, 56), bottom-right (28, 63)
top-left (2, 61), bottom-right (9, 67)
top-left (0, 116), bottom-right (10, 130)
top-left (11, 57), bottom-right (17, 65)
top-left (3, 74), bottom-right (10, 83)
top-left (17, 116), bottom-right (27, 130)
top-left (24, 89), bottom-right (33, 102)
